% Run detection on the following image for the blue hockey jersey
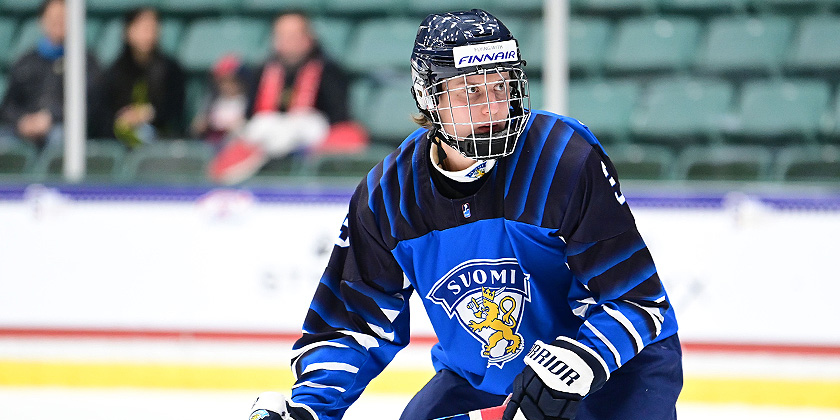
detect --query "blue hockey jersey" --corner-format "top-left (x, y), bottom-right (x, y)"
top-left (290, 110), bottom-right (678, 420)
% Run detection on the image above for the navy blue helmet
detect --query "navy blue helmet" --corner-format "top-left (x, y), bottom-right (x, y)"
top-left (411, 9), bottom-right (531, 160)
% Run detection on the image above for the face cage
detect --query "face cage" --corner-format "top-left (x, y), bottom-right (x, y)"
top-left (427, 67), bottom-right (530, 160)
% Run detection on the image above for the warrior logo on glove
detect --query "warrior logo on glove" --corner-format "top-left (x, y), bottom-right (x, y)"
top-left (427, 258), bottom-right (531, 367)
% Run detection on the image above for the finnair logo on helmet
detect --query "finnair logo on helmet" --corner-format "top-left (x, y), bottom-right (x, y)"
top-left (453, 40), bottom-right (518, 68)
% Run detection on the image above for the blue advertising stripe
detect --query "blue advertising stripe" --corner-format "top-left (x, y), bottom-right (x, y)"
top-left (1, 184), bottom-right (840, 211)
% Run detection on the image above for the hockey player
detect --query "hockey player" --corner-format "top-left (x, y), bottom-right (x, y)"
top-left (250, 9), bottom-right (682, 420)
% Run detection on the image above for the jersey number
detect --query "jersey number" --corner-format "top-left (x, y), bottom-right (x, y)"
top-left (601, 161), bottom-right (626, 205)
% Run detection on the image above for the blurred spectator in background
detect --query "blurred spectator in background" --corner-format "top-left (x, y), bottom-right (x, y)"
top-left (190, 54), bottom-right (249, 148)
top-left (0, 0), bottom-right (103, 149)
top-left (208, 11), bottom-right (367, 185)
top-left (102, 7), bottom-right (185, 148)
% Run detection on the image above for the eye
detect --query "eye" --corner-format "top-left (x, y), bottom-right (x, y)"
top-left (466, 86), bottom-right (480, 94)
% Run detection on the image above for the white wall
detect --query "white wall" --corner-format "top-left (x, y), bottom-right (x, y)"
top-left (1, 185), bottom-right (838, 345)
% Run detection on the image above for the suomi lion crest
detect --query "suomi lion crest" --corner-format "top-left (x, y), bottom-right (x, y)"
top-left (468, 287), bottom-right (523, 358)
top-left (426, 258), bottom-right (531, 367)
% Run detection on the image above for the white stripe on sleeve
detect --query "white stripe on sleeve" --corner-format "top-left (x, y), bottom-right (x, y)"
top-left (584, 320), bottom-right (622, 367)
top-left (604, 306), bottom-right (645, 354)
top-left (302, 362), bottom-right (359, 375)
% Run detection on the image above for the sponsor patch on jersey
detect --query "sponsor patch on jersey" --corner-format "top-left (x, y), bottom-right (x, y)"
top-left (426, 258), bottom-right (531, 367)
top-left (453, 40), bottom-right (518, 68)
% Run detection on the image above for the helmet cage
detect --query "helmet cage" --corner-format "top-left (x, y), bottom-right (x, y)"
top-left (416, 66), bottom-right (530, 160)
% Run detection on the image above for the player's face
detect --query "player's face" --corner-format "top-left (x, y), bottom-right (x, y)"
top-left (437, 71), bottom-right (511, 140)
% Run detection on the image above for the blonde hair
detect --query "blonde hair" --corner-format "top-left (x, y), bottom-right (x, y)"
top-left (412, 113), bottom-right (433, 129)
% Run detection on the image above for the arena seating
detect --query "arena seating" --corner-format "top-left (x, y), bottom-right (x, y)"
top-left (0, 0), bottom-right (839, 184)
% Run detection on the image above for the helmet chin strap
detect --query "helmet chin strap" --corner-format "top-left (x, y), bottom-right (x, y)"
top-left (430, 129), bottom-right (451, 170)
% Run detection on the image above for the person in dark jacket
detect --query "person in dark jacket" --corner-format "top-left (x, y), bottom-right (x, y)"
top-left (101, 7), bottom-right (185, 147)
top-left (0, 0), bottom-right (102, 149)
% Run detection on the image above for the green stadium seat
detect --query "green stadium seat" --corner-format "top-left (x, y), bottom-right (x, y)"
top-left (695, 16), bottom-right (794, 75)
top-left (118, 140), bottom-right (214, 184)
top-left (605, 16), bottom-right (701, 74)
top-left (824, 87), bottom-right (840, 141)
top-left (675, 145), bottom-right (773, 181)
top-left (252, 154), bottom-right (309, 178)
top-left (631, 77), bottom-right (734, 144)
top-left (786, 16), bottom-right (840, 73)
top-left (95, 18), bottom-right (124, 66)
top-left (159, 0), bottom-right (239, 15)
top-left (571, 0), bottom-right (657, 15)
top-left (349, 78), bottom-right (374, 122)
top-left (311, 145), bottom-right (393, 179)
top-left (0, 18), bottom-right (16, 70)
top-left (568, 17), bottom-right (612, 76)
top-left (32, 140), bottom-right (126, 182)
top-left (727, 79), bottom-right (831, 144)
top-left (241, 0), bottom-right (323, 14)
top-left (774, 145), bottom-right (840, 182)
top-left (407, 0), bottom-right (488, 15)
top-left (515, 18), bottom-right (544, 72)
top-left (85, 18), bottom-right (103, 47)
top-left (752, 0), bottom-right (832, 13)
top-left (159, 18), bottom-right (185, 57)
top-left (361, 79), bottom-right (422, 145)
top-left (178, 17), bottom-right (270, 73)
top-left (344, 18), bottom-right (418, 75)
top-left (820, 88), bottom-right (840, 143)
top-left (659, 0), bottom-right (748, 13)
top-left (0, 141), bottom-right (37, 176)
top-left (9, 18), bottom-right (41, 63)
top-left (322, 0), bottom-right (405, 15)
top-left (309, 17), bottom-right (354, 66)
top-left (86, 0), bottom-right (160, 14)
top-left (490, 0), bottom-right (544, 14)
top-left (0, 0), bottom-right (41, 15)
top-left (568, 79), bottom-right (641, 144)
top-left (606, 144), bottom-right (675, 180)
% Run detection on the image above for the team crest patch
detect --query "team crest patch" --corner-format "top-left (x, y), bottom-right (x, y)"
top-left (426, 258), bottom-right (531, 367)
top-left (465, 161), bottom-right (488, 179)
top-left (250, 409), bottom-right (270, 420)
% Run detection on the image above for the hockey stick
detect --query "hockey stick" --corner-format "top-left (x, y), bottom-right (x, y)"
top-left (433, 404), bottom-right (525, 420)
top-left (433, 404), bottom-right (506, 420)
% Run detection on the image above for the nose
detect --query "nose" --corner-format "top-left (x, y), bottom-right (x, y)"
top-left (482, 89), bottom-right (507, 117)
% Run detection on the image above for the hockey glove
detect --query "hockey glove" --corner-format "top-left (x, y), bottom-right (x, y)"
top-left (249, 391), bottom-right (318, 420)
top-left (503, 338), bottom-right (609, 420)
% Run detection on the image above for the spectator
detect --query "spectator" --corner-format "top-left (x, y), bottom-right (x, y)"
top-left (102, 7), bottom-right (186, 148)
top-left (190, 54), bottom-right (249, 147)
top-left (0, 0), bottom-right (103, 149)
top-left (208, 11), bottom-right (367, 185)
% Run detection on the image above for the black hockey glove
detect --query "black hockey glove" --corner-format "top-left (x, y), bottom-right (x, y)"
top-left (249, 391), bottom-right (318, 420)
top-left (503, 338), bottom-right (609, 420)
